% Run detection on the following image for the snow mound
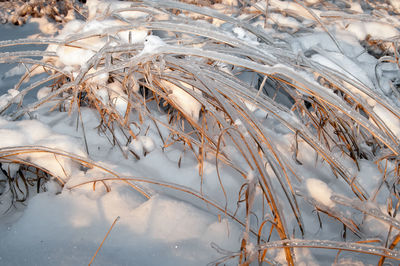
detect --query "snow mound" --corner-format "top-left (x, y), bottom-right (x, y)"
top-left (48, 1), bottom-right (149, 71)
top-left (0, 118), bottom-right (86, 179)
top-left (306, 178), bottom-right (335, 208)
top-left (161, 80), bottom-right (202, 122)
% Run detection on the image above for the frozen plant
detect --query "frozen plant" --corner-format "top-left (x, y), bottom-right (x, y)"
top-left (0, 0), bottom-right (400, 265)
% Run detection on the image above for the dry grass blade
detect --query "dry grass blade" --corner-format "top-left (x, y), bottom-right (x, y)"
top-left (258, 239), bottom-right (400, 261)
top-left (88, 216), bottom-right (120, 266)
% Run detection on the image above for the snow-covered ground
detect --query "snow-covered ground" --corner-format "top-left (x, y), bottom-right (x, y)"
top-left (0, 0), bottom-right (400, 265)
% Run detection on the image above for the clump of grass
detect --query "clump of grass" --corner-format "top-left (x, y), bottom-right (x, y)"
top-left (0, 162), bottom-right (49, 209)
top-left (1, 0), bottom-right (400, 264)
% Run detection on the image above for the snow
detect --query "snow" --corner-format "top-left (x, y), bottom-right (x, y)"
top-left (108, 82), bottom-right (128, 117)
top-left (311, 53), bottom-right (376, 106)
top-left (232, 27), bottom-right (258, 45)
top-left (56, 44), bottom-right (96, 68)
top-left (306, 178), bottom-right (335, 208)
top-left (292, 31), bottom-right (365, 57)
top-left (313, 52), bottom-right (374, 89)
top-left (95, 87), bottom-right (109, 105)
top-left (87, 0), bottom-right (148, 21)
top-left (0, 118), bottom-right (86, 180)
top-left (161, 80), bottom-right (202, 122)
top-left (30, 17), bottom-right (58, 35)
top-left (85, 0), bottom-right (149, 44)
top-left (391, 0), bottom-right (400, 13)
top-left (268, 0), bottom-right (321, 20)
top-left (0, 189), bottom-right (239, 265)
top-left (138, 136), bottom-right (155, 153)
top-left (268, 13), bottom-right (301, 29)
top-left (0, 89), bottom-right (24, 109)
top-left (6, 89), bottom-right (22, 103)
top-left (58, 19), bottom-right (84, 37)
top-left (52, 14), bottom-right (148, 68)
top-left (346, 22), bottom-right (399, 41)
top-left (3, 64), bottom-right (25, 79)
top-left (139, 35), bottom-right (166, 56)
top-left (86, 67), bottom-right (109, 85)
top-left (128, 138), bottom-right (144, 156)
top-left (373, 104), bottom-right (400, 139)
top-left (128, 136), bottom-right (155, 156)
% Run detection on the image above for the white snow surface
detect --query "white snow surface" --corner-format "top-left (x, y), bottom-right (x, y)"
top-left (0, 105), bottom-right (243, 265)
top-left (161, 80), bottom-right (202, 122)
top-left (0, 189), bottom-right (240, 265)
top-left (346, 21), bottom-right (399, 41)
top-left (306, 178), bottom-right (335, 208)
top-left (0, 117), bottom-right (86, 180)
top-left (373, 104), bottom-right (400, 139)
